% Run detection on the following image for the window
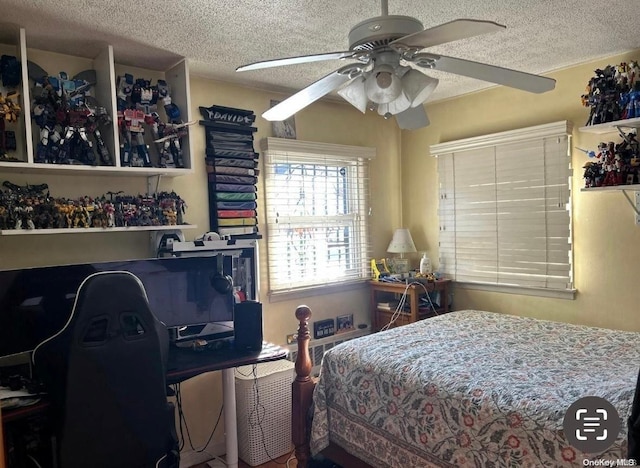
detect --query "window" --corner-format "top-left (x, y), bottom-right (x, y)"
top-left (262, 138), bottom-right (375, 296)
top-left (431, 121), bottom-right (574, 299)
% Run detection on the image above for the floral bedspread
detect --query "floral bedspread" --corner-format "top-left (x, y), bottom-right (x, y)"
top-left (309, 310), bottom-right (640, 467)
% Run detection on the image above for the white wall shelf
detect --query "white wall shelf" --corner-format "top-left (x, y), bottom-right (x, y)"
top-left (580, 184), bottom-right (640, 192)
top-left (0, 25), bottom-right (198, 242)
top-left (0, 28), bottom-right (194, 173)
top-left (0, 224), bottom-right (197, 236)
top-left (578, 117), bottom-right (640, 134)
top-left (0, 161), bottom-right (193, 177)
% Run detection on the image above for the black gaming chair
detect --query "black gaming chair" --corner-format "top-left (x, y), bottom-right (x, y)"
top-left (32, 271), bottom-right (179, 468)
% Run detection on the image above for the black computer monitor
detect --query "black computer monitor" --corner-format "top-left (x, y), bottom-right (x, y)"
top-left (0, 256), bottom-right (235, 358)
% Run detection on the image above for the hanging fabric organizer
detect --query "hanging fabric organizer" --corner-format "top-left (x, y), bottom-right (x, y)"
top-left (199, 105), bottom-right (260, 239)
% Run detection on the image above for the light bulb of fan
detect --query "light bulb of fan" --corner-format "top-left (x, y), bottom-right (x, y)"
top-left (377, 102), bottom-right (391, 118)
top-left (365, 64), bottom-right (402, 104)
top-left (402, 70), bottom-right (439, 107)
top-left (337, 77), bottom-right (368, 113)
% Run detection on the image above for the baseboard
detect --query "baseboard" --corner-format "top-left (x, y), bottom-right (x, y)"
top-left (179, 442), bottom-right (225, 467)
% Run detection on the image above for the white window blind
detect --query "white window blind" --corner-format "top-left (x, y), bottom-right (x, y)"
top-left (431, 121), bottom-right (574, 296)
top-left (261, 138), bottom-right (375, 295)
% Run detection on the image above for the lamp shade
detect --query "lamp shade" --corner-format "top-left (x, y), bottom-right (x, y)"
top-left (386, 90), bottom-right (411, 115)
top-left (338, 77), bottom-right (368, 113)
top-left (402, 70), bottom-right (439, 108)
top-left (387, 228), bottom-right (417, 254)
top-left (365, 65), bottom-right (402, 104)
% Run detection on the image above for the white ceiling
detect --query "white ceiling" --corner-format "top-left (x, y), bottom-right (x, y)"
top-left (2, 0), bottom-right (639, 104)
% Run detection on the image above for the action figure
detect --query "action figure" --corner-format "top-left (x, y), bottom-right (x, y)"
top-left (116, 74), bottom-right (190, 168)
top-left (0, 92), bottom-right (21, 159)
top-left (0, 55), bottom-right (22, 160)
top-left (28, 62), bottom-right (112, 165)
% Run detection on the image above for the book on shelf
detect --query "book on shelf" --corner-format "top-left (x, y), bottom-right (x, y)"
top-left (377, 301), bottom-right (399, 311)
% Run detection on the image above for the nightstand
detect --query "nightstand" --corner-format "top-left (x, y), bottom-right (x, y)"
top-left (369, 278), bottom-right (451, 332)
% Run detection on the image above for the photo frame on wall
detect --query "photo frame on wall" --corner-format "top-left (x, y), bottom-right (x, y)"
top-left (270, 100), bottom-right (297, 139)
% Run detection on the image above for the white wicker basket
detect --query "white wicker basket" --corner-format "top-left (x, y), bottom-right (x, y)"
top-left (234, 360), bottom-right (295, 466)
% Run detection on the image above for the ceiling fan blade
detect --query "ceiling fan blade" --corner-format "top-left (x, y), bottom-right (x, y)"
top-left (396, 105), bottom-right (430, 130)
top-left (263, 66), bottom-right (359, 121)
top-left (390, 19), bottom-right (505, 50)
top-left (237, 51), bottom-right (358, 72)
top-left (420, 53), bottom-right (556, 93)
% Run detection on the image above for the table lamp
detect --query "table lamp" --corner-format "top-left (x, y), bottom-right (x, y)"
top-left (386, 228), bottom-right (417, 275)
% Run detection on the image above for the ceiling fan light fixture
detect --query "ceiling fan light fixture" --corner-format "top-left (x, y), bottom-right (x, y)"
top-left (338, 77), bottom-right (368, 113)
top-left (376, 102), bottom-right (393, 119)
top-left (365, 64), bottom-right (402, 103)
top-left (402, 69), bottom-right (439, 107)
top-left (387, 90), bottom-right (411, 115)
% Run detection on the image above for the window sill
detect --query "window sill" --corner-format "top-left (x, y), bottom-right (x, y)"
top-left (268, 280), bottom-right (368, 303)
top-left (454, 281), bottom-right (576, 300)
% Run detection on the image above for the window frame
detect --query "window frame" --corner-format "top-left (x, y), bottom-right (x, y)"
top-left (430, 121), bottom-right (576, 300)
top-left (261, 138), bottom-right (375, 299)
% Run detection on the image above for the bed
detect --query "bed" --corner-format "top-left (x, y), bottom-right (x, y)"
top-left (291, 307), bottom-right (640, 467)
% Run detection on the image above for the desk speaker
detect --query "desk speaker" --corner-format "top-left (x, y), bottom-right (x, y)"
top-left (234, 301), bottom-right (263, 351)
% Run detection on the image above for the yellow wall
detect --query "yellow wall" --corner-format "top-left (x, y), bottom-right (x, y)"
top-left (403, 50), bottom-right (640, 332)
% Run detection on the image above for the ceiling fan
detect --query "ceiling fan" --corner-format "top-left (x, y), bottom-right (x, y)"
top-left (236, 0), bottom-right (556, 130)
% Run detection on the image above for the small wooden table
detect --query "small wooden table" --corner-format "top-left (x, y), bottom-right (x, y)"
top-left (369, 278), bottom-right (451, 332)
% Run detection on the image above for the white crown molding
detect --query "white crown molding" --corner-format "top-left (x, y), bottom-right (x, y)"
top-left (429, 121), bottom-right (573, 156)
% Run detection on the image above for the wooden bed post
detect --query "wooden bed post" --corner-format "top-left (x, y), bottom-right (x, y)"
top-left (292, 305), bottom-right (314, 468)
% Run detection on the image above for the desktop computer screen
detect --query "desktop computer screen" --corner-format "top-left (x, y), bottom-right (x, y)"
top-left (0, 256), bottom-right (235, 359)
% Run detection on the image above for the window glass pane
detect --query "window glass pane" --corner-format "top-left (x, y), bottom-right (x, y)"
top-left (264, 140), bottom-right (372, 294)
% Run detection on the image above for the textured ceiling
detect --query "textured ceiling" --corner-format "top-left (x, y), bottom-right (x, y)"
top-left (1, 0), bottom-right (639, 104)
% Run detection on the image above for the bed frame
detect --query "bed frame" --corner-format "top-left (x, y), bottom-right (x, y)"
top-left (292, 305), bottom-right (373, 468)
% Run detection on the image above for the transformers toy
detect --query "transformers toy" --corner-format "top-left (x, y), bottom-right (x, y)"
top-left (28, 61), bottom-right (112, 165)
top-left (0, 55), bottom-right (22, 159)
top-left (116, 74), bottom-right (191, 168)
top-left (0, 92), bottom-right (21, 159)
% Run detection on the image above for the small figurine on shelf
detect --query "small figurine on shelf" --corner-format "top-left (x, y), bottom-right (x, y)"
top-left (119, 108), bottom-right (151, 167)
top-left (0, 55), bottom-right (22, 161)
top-left (582, 158), bottom-right (603, 189)
top-left (0, 204), bottom-right (10, 230)
top-left (0, 92), bottom-right (21, 160)
top-left (581, 65), bottom-right (627, 126)
top-left (147, 112), bottom-right (193, 168)
top-left (14, 199), bottom-right (35, 230)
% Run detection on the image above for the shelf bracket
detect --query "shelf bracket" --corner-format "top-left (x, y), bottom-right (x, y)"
top-left (622, 190), bottom-right (640, 225)
top-left (147, 174), bottom-right (162, 194)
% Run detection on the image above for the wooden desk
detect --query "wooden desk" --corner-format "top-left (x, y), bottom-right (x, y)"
top-left (369, 279), bottom-right (451, 332)
top-left (2, 341), bottom-right (289, 468)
